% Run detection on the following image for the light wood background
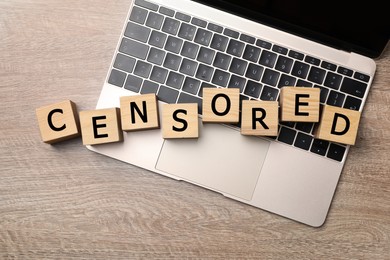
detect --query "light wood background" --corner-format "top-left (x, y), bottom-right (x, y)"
top-left (1, 0), bottom-right (389, 259)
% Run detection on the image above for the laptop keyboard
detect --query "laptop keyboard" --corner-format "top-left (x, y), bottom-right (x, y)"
top-left (107, 0), bottom-right (371, 162)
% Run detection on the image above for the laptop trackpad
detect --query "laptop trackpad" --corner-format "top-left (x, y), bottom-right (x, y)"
top-left (156, 123), bottom-right (270, 201)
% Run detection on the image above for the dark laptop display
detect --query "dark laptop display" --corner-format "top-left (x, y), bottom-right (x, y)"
top-left (193, 0), bottom-right (389, 58)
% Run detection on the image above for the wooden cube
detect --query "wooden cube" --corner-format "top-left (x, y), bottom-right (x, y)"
top-left (35, 100), bottom-right (80, 144)
top-left (79, 108), bottom-right (123, 145)
top-left (162, 103), bottom-right (199, 139)
top-left (120, 94), bottom-right (159, 131)
top-left (202, 87), bottom-right (240, 123)
top-left (241, 100), bottom-right (279, 136)
top-left (280, 87), bottom-right (320, 122)
top-left (314, 105), bottom-right (361, 145)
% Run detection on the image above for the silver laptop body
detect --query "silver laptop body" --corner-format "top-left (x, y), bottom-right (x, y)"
top-left (88, 0), bottom-right (386, 227)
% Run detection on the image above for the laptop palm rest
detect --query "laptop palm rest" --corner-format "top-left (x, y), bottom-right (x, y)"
top-left (156, 123), bottom-right (270, 201)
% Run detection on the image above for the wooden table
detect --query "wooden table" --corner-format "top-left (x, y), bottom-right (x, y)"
top-left (1, 0), bottom-right (389, 258)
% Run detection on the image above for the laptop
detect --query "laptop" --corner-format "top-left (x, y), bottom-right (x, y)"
top-left (88, 0), bottom-right (389, 227)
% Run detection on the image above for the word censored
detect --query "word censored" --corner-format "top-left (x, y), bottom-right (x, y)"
top-left (35, 87), bottom-right (361, 146)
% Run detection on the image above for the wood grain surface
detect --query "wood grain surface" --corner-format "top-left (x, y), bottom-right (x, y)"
top-left (1, 0), bottom-right (389, 259)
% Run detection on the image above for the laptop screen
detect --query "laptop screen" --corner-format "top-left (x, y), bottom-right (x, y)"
top-left (192, 0), bottom-right (389, 58)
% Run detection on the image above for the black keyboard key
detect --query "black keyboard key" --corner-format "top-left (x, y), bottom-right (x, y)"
top-left (108, 69), bottom-right (126, 87)
top-left (321, 61), bottom-right (337, 71)
top-left (337, 66), bottom-right (353, 77)
top-left (288, 50), bottom-right (304, 60)
top-left (291, 61), bottom-right (309, 79)
top-left (278, 74), bottom-right (297, 88)
top-left (178, 23), bottom-right (196, 41)
top-left (181, 41), bottom-right (199, 59)
top-left (261, 68), bottom-right (280, 87)
top-left (147, 47), bottom-right (166, 65)
top-left (326, 90), bottom-right (345, 107)
top-left (162, 17), bottom-right (180, 35)
top-left (294, 132), bottom-right (313, 150)
top-left (159, 6), bottom-right (174, 17)
top-left (212, 69), bottom-right (230, 87)
top-left (244, 80), bottom-right (262, 98)
top-left (310, 139), bottom-right (329, 156)
top-left (166, 71), bottom-right (184, 89)
top-left (295, 122), bottom-right (314, 134)
top-left (157, 86), bottom-right (179, 103)
top-left (229, 58), bottom-right (248, 76)
top-left (227, 39), bottom-right (245, 57)
top-left (135, 0), bottom-right (158, 11)
top-left (163, 52), bottom-right (182, 71)
top-left (354, 72), bottom-right (370, 83)
top-left (314, 85), bottom-right (329, 103)
top-left (134, 60), bottom-right (152, 78)
top-left (210, 34), bottom-right (229, 52)
top-left (260, 86), bottom-right (279, 101)
top-left (256, 39), bottom-right (271, 49)
top-left (228, 75), bottom-right (246, 92)
top-left (343, 96), bottom-right (362, 111)
top-left (324, 72), bottom-right (342, 90)
top-left (327, 143), bottom-right (346, 162)
top-left (164, 36), bottom-right (183, 54)
top-left (150, 66), bottom-right (168, 84)
top-left (308, 66), bottom-right (326, 84)
top-left (145, 12), bottom-right (164, 30)
top-left (278, 127), bottom-right (296, 145)
top-left (196, 63), bottom-right (214, 82)
top-left (124, 22), bottom-right (151, 43)
top-left (272, 45), bottom-right (288, 55)
top-left (178, 92), bottom-right (203, 114)
top-left (148, 30), bottom-right (167, 48)
top-left (113, 53), bottom-right (136, 73)
top-left (191, 17), bottom-right (207, 28)
top-left (240, 34), bottom-right (255, 44)
top-left (124, 74), bottom-right (143, 92)
top-left (296, 79), bottom-right (312, 88)
top-left (119, 38), bottom-right (149, 60)
top-left (275, 56), bottom-right (293, 73)
top-left (197, 47), bottom-right (215, 65)
top-left (129, 6), bottom-right (148, 24)
top-left (259, 50), bottom-right (277, 68)
top-left (304, 55), bottom-right (320, 66)
top-left (340, 77), bottom-right (367, 98)
top-left (243, 45), bottom-right (261, 63)
top-left (183, 77), bottom-right (201, 95)
top-left (179, 58), bottom-right (198, 76)
top-left (213, 52), bottom-right (231, 70)
top-left (207, 23), bottom-right (223, 33)
top-left (175, 12), bottom-right (191, 23)
top-left (194, 28), bottom-right (213, 46)
top-left (223, 28), bottom-right (239, 39)
top-left (140, 80), bottom-right (159, 94)
top-left (245, 63), bottom-right (264, 81)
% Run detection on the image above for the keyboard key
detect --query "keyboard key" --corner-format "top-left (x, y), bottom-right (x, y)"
top-left (354, 72), bottom-right (370, 83)
top-left (212, 69), bottom-right (230, 87)
top-left (278, 74), bottom-right (297, 88)
top-left (213, 52), bottom-right (231, 70)
top-left (223, 28), bottom-right (239, 39)
top-left (124, 74), bottom-right (143, 92)
top-left (164, 36), bottom-right (183, 54)
top-left (243, 45), bottom-right (261, 63)
top-left (207, 23), bottom-right (223, 33)
top-left (291, 61), bottom-right (309, 79)
top-left (113, 53), bottom-right (136, 73)
top-left (304, 55), bottom-right (320, 66)
top-left (166, 71), bottom-right (184, 89)
top-left (145, 12), bottom-right (164, 30)
top-left (324, 72), bottom-right (342, 90)
top-left (129, 6), bottom-right (148, 24)
top-left (150, 66), bottom-right (168, 84)
top-left (140, 80), bottom-right (159, 94)
top-left (163, 53), bottom-right (182, 71)
top-left (179, 58), bottom-right (198, 76)
top-left (197, 47), bottom-right (215, 65)
top-left (124, 22), bottom-right (151, 43)
top-left (244, 80), bottom-right (262, 98)
top-left (275, 56), bottom-right (293, 73)
top-left (159, 6), bottom-right (174, 17)
top-left (119, 38), bottom-right (149, 59)
top-left (246, 63), bottom-right (264, 81)
top-left (134, 60), bottom-right (152, 78)
top-left (327, 143), bottom-right (346, 162)
top-left (261, 68), bottom-right (280, 87)
top-left (337, 66), bottom-right (353, 77)
top-left (191, 17), bottom-right (207, 28)
top-left (294, 132), bottom-right (313, 150)
top-left (228, 75), bottom-right (246, 92)
top-left (178, 23), bottom-right (196, 41)
top-left (183, 77), bottom-right (201, 95)
top-left (343, 96), bottom-right (362, 111)
top-left (135, 0), bottom-right (158, 11)
top-left (147, 47), bottom-right (166, 65)
top-left (272, 45), bottom-right (288, 55)
top-left (175, 12), bottom-right (191, 22)
top-left (194, 28), bottom-right (213, 46)
top-left (256, 39), bottom-right (271, 49)
top-left (181, 41), bottom-right (199, 59)
top-left (295, 122), bottom-right (314, 134)
top-left (259, 50), bottom-right (277, 68)
top-left (260, 86), bottom-right (279, 101)
top-left (326, 90), bottom-right (345, 107)
top-left (178, 92), bottom-right (203, 114)
top-left (162, 17), bottom-right (180, 35)
top-left (321, 61), bottom-right (337, 71)
top-left (148, 30), bottom-right (167, 48)
top-left (340, 77), bottom-right (367, 98)
top-left (296, 79), bottom-right (312, 88)
top-left (240, 34), bottom-right (255, 44)
top-left (310, 139), bottom-right (329, 156)
top-left (278, 127), bottom-right (296, 145)
top-left (210, 34), bottom-right (229, 52)
top-left (308, 66), bottom-right (326, 85)
top-left (108, 69), bottom-right (126, 87)
top-left (229, 58), bottom-right (248, 76)
top-left (288, 50), bottom-right (304, 60)
top-left (196, 63), bottom-right (214, 82)
top-left (227, 39), bottom-right (245, 57)
top-left (314, 85), bottom-right (329, 103)
top-left (157, 86), bottom-right (179, 103)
